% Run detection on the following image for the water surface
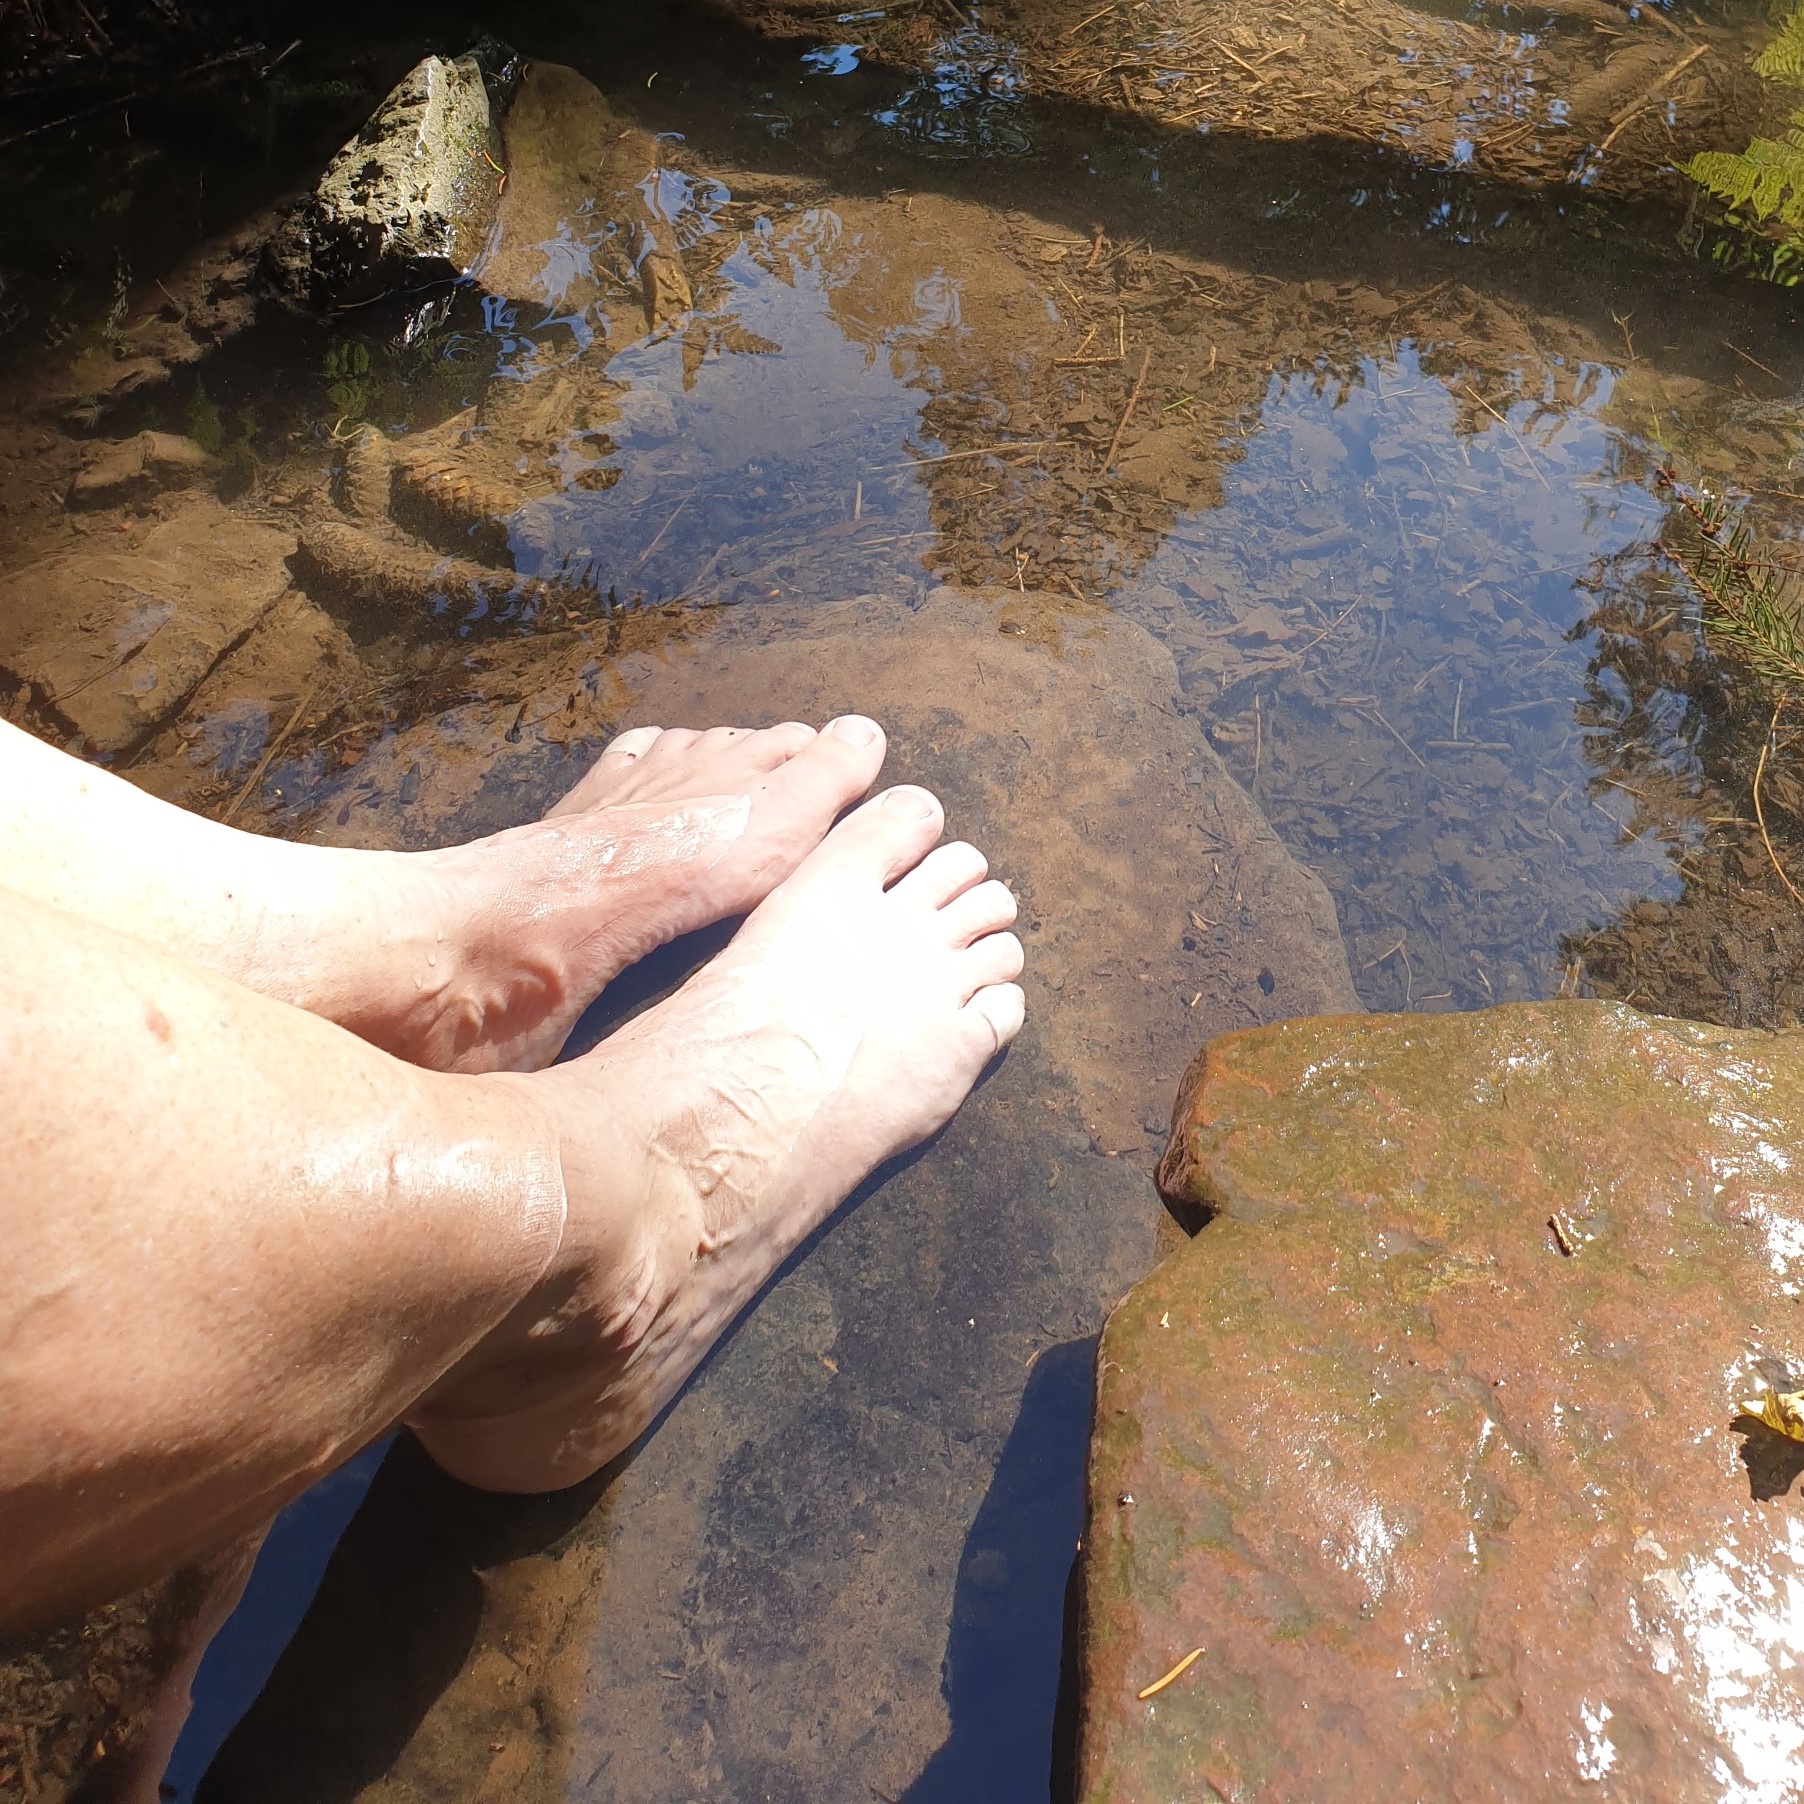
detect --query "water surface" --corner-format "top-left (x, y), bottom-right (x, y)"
top-left (6, 0), bottom-right (1804, 1793)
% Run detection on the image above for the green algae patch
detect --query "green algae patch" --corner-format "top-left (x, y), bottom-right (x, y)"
top-left (1084, 1000), bottom-right (1804, 1802)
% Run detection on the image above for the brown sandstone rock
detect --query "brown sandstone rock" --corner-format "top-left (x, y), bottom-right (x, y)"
top-left (0, 502), bottom-right (295, 753)
top-left (316, 585), bottom-right (1359, 1156)
top-left (478, 61), bottom-right (691, 331)
top-left (1083, 1001), bottom-right (1804, 1802)
top-left (66, 432), bottom-right (218, 509)
top-left (204, 586), bottom-right (1356, 1803)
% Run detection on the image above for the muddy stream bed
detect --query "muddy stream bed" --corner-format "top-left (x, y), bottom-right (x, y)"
top-left (7, 0), bottom-right (1804, 1796)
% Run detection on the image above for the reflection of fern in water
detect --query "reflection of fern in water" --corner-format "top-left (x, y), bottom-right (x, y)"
top-left (1656, 465), bottom-right (1804, 694)
top-left (1682, 4), bottom-right (1804, 283)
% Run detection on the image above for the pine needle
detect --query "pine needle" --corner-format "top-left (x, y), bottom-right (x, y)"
top-left (1655, 466), bottom-right (1804, 696)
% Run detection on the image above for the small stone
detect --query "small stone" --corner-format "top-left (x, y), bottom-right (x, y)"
top-left (67, 432), bottom-right (218, 509)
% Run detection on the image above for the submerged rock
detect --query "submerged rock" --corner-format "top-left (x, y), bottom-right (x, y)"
top-left (1082, 1000), bottom-right (1804, 1802)
top-left (0, 502), bottom-right (295, 753)
top-left (196, 588), bottom-right (1358, 1802)
top-left (66, 432), bottom-right (218, 509)
top-left (478, 60), bottom-right (694, 330)
top-left (264, 52), bottom-right (511, 310)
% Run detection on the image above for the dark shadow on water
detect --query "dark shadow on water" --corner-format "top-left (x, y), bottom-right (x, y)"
top-left (160, 1438), bottom-right (392, 1803)
top-left (193, 1434), bottom-right (614, 1804)
top-left (903, 1335), bottom-right (1096, 1804)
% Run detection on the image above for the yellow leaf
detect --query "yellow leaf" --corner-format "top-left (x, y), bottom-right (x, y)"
top-left (1740, 1387), bottom-right (1804, 1443)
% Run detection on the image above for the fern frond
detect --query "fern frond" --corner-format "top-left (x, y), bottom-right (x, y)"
top-left (1756, 5), bottom-right (1804, 86)
top-left (1657, 467), bottom-right (1804, 697)
top-left (1685, 133), bottom-right (1804, 229)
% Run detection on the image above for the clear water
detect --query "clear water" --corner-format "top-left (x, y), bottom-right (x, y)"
top-left (5, 0), bottom-right (1804, 1794)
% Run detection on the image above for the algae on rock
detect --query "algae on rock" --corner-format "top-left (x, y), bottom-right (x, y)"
top-left (1085, 1001), bottom-right (1804, 1802)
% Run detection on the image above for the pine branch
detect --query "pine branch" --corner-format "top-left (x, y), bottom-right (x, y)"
top-left (1655, 466), bottom-right (1804, 695)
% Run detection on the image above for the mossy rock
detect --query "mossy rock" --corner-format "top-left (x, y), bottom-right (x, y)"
top-left (1083, 1001), bottom-right (1804, 1802)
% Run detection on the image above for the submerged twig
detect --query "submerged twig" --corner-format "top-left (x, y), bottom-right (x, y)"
top-left (1100, 347), bottom-right (1152, 472)
top-left (1753, 699), bottom-right (1804, 911)
top-left (1463, 385), bottom-right (1551, 491)
top-left (223, 683), bottom-right (319, 823)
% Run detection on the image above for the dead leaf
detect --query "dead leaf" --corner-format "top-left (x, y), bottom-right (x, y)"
top-left (1740, 1387), bottom-right (1804, 1443)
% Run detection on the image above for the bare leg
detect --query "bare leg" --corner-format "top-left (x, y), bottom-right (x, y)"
top-left (3, 787), bottom-right (1020, 1625)
top-left (0, 884), bottom-right (567, 1633)
top-left (0, 713), bottom-right (886, 1073)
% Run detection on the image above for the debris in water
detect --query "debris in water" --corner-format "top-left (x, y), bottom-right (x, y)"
top-left (1137, 1646), bottom-right (1205, 1700)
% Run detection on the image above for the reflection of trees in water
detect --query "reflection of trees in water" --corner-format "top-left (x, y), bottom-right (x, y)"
top-left (898, 245), bottom-right (1617, 598)
top-left (1563, 494), bottom-right (1804, 1028)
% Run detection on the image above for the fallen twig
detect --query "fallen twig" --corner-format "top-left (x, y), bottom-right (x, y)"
top-left (1464, 385), bottom-right (1551, 491)
top-left (634, 491), bottom-right (694, 568)
top-left (1754, 699), bottom-right (1804, 911)
top-left (1602, 40), bottom-right (1709, 137)
top-left (1359, 703), bottom-right (1427, 769)
top-left (1065, 0), bottom-right (1122, 35)
top-left (223, 683), bottom-right (318, 823)
top-left (1100, 347), bottom-right (1152, 472)
top-left (871, 440), bottom-right (1059, 470)
top-left (1136, 1647), bottom-right (1205, 1701)
top-left (1280, 597), bottom-right (1360, 663)
top-left (0, 43), bottom-right (268, 150)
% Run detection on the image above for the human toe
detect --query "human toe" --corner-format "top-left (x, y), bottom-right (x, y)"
top-left (893, 840), bottom-right (987, 909)
top-left (938, 878), bottom-right (1017, 946)
top-left (743, 721), bottom-right (818, 770)
top-left (600, 724), bottom-right (665, 763)
top-left (751, 715), bottom-right (887, 824)
top-left (959, 929), bottom-right (1025, 998)
top-left (794, 785), bottom-right (944, 886)
top-left (966, 981), bottom-right (1027, 1053)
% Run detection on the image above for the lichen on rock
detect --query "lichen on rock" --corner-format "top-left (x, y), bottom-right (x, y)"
top-left (1083, 1000), bottom-right (1804, 1802)
top-left (264, 52), bottom-right (512, 310)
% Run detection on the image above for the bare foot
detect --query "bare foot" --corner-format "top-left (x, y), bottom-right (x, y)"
top-left (358, 717), bottom-right (888, 1072)
top-left (409, 786), bottom-right (1026, 1491)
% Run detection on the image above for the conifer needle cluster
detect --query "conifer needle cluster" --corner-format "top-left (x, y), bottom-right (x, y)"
top-left (1655, 465), bottom-right (1804, 695)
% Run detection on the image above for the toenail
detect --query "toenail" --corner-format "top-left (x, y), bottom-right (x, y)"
top-left (882, 785), bottom-right (938, 820)
top-left (827, 715), bottom-right (880, 747)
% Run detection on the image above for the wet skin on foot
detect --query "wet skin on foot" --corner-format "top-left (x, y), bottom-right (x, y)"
top-left (411, 784), bottom-right (1026, 1493)
top-left (375, 715), bottom-right (889, 1073)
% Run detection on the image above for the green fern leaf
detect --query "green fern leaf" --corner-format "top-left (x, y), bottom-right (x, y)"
top-left (1756, 5), bottom-right (1804, 86)
top-left (1683, 122), bottom-right (1804, 236)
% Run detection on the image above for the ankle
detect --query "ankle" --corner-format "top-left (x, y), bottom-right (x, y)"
top-left (400, 835), bottom-right (583, 1071)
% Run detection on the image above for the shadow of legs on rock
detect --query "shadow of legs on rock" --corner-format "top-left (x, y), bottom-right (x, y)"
top-left (903, 1337), bottom-right (1096, 1804)
top-left (196, 1434), bottom-right (611, 1804)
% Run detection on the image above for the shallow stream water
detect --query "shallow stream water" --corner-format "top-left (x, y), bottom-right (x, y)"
top-left (8, 0), bottom-right (1804, 1795)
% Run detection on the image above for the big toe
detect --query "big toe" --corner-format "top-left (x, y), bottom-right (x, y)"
top-left (789, 784), bottom-right (946, 889)
top-left (761, 714), bottom-right (886, 819)
top-left (966, 981), bottom-right (1026, 1054)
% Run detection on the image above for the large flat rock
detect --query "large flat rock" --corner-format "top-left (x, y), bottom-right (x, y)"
top-left (1083, 1000), bottom-right (1804, 1803)
top-left (0, 503), bottom-right (295, 755)
top-left (316, 587), bottom-right (1358, 1155)
top-left (201, 587), bottom-right (1356, 1801)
